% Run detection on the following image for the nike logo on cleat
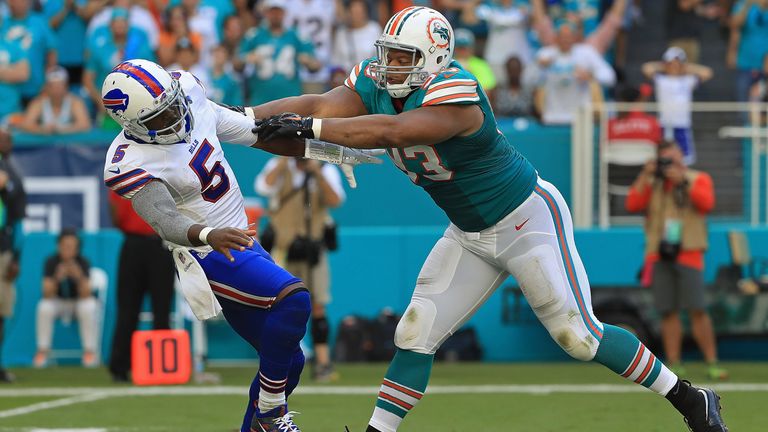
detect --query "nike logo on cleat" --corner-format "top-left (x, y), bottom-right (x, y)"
top-left (515, 218), bottom-right (530, 231)
top-left (108, 167), bottom-right (121, 174)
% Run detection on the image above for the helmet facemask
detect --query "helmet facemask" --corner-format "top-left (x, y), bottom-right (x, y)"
top-left (124, 79), bottom-right (194, 145)
top-left (370, 41), bottom-right (430, 98)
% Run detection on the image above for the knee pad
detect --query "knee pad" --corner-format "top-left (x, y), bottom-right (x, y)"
top-left (269, 290), bottom-right (311, 349)
top-left (543, 314), bottom-right (599, 362)
top-left (394, 299), bottom-right (438, 354)
top-left (311, 316), bottom-right (329, 344)
top-left (507, 244), bottom-right (567, 318)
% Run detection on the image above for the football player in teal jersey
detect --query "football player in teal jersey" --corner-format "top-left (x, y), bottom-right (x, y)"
top-left (250, 7), bottom-right (727, 432)
top-left (239, 0), bottom-right (320, 106)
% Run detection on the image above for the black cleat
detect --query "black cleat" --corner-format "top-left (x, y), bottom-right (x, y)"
top-left (683, 387), bottom-right (728, 432)
top-left (251, 405), bottom-right (301, 432)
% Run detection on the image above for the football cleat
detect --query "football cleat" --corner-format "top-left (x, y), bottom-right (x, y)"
top-left (683, 386), bottom-right (728, 432)
top-left (251, 405), bottom-right (301, 432)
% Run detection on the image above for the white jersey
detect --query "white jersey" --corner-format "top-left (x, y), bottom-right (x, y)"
top-left (103, 71), bottom-right (257, 231)
top-left (284, 0), bottom-right (336, 83)
top-left (653, 73), bottom-right (698, 128)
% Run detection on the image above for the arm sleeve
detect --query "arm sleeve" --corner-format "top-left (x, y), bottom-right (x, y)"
top-left (211, 100), bottom-right (259, 146)
top-left (626, 182), bottom-right (652, 212)
top-left (588, 48), bottom-right (616, 86)
top-left (689, 172), bottom-right (715, 213)
top-left (130, 180), bottom-right (198, 247)
top-left (321, 163), bottom-right (346, 203)
top-left (255, 158), bottom-right (282, 197)
top-left (77, 256), bottom-right (91, 275)
top-left (43, 256), bottom-right (57, 277)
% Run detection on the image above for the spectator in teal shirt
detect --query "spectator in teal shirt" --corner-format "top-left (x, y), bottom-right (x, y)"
top-left (209, 44), bottom-right (243, 106)
top-left (43, 0), bottom-right (102, 86)
top-left (730, 0), bottom-right (768, 102)
top-left (82, 8), bottom-right (155, 127)
top-left (0, 38), bottom-right (30, 123)
top-left (2, 0), bottom-right (58, 104)
top-left (239, 0), bottom-right (320, 106)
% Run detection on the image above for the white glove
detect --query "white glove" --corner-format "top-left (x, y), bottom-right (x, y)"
top-left (304, 139), bottom-right (385, 188)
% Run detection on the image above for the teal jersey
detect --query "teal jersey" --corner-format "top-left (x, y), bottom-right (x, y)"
top-left (42, 0), bottom-right (88, 66)
top-left (1, 13), bottom-right (57, 98)
top-left (86, 27), bottom-right (155, 97)
top-left (0, 39), bottom-right (24, 121)
top-left (209, 71), bottom-right (244, 106)
top-left (239, 26), bottom-right (314, 105)
top-left (345, 59), bottom-right (537, 232)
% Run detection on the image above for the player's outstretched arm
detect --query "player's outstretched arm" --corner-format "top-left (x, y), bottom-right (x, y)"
top-left (131, 180), bottom-right (256, 261)
top-left (249, 85), bottom-right (368, 120)
top-left (256, 104), bottom-right (484, 149)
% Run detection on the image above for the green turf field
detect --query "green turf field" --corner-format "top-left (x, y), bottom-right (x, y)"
top-left (0, 362), bottom-right (764, 431)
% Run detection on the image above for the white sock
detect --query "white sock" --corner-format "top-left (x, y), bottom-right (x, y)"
top-left (257, 372), bottom-right (287, 414)
top-left (369, 407), bottom-right (403, 432)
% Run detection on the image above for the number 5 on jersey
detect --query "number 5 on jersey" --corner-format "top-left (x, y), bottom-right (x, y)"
top-left (189, 140), bottom-right (230, 202)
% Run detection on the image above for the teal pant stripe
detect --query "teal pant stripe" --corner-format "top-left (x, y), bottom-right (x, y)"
top-left (593, 324), bottom-right (642, 374)
top-left (533, 184), bottom-right (603, 340)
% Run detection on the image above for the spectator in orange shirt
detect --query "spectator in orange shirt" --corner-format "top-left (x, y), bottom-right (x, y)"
top-left (157, 5), bottom-right (203, 67)
top-left (625, 140), bottom-right (727, 381)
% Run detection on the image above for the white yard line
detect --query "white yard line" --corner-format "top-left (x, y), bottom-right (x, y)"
top-left (0, 393), bottom-right (110, 419)
top-left (1, 383), bottom-right (768, 399)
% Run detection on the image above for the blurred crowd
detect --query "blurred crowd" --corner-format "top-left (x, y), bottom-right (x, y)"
top-left (0, 0), bottom-right (765, 134)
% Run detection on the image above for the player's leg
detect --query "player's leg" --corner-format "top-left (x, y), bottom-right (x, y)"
top-left (367, 231), bottom-right (507, 432)
top-left (75, 295), bottom-right (99, 367)
top-left (195, 244), bottom-right (310, 432)
top-left (508, 179), bottom-right (726, 431)
top-left (242, 348), bottom-right (305, 430)
top-left (34, 297), bottom-right (61, 367)
top-left (109, 237), bottom-right (147, 380)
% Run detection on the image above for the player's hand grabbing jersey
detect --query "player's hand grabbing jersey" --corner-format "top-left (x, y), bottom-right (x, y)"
top-left (103, 71), bottom-right (257, 231)
top-left (345, 58), bottom-right (537, 232)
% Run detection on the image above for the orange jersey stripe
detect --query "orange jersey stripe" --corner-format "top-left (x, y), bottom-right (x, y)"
top-left (425, 80), bottom-right (476, 95)
top-left (422, 92), bottom-right (478, 106)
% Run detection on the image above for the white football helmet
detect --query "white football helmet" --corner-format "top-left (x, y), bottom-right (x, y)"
top-left (370, 7), bottom-right (455, 98)
top-left (101, 59), bottom-right (193, 144)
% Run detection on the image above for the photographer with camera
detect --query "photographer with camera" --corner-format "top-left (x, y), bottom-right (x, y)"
top-left (256, 156), bottom-right (345, 382)
top-left (626, 140), bottom-right (727, 381)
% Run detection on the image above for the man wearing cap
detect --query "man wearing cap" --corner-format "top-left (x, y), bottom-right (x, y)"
top-left (452, 29), bottom-right (496, 93)
top-left (19, 67), bottom-right (91, 134)
top-left (82, 7), bottom-right (155, 128)
top-left (642, 47), bottom-right (713, 166)
top-left (239, 0), bottom-right (321, 106)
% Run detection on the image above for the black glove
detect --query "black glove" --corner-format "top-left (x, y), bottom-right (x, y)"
top-left (253, 113), bottom-right (315, 142)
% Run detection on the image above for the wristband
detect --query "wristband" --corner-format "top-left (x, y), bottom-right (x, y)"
top-left (311, 118), bottom-right (322, 140)
top-left (198, 227), bottom-right (214, 245)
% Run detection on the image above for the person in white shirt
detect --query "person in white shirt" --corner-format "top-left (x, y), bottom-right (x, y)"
top-left (533, 23), bottom-right (616, 125)
top-left (462, 0), bottom-right (532, 82)
top-left (284, 0), bottom-right (337, 93)
top-left (642, 46), bottom-right (713, 166)
top-left (332, 0), bottom-right (382, 72)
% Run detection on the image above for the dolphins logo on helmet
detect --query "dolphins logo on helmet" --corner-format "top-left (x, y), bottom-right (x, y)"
top-left (428, 18), bottom-right (451, 49)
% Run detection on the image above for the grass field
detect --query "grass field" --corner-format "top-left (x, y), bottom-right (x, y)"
top-left (0, 362), bottom-right (765, 431)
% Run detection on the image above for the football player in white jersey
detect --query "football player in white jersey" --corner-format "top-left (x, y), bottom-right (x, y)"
top-left (101, 59), bottom-right (378, 432)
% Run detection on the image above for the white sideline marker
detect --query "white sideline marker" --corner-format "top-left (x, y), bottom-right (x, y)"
top-left (1, 383), bottom-right (767, 420)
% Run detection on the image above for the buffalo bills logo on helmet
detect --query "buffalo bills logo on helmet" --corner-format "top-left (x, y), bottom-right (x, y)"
top-left (426, 17), bottom-right (451, 49)
top-left (102, 89), bottom-right (130, 114)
